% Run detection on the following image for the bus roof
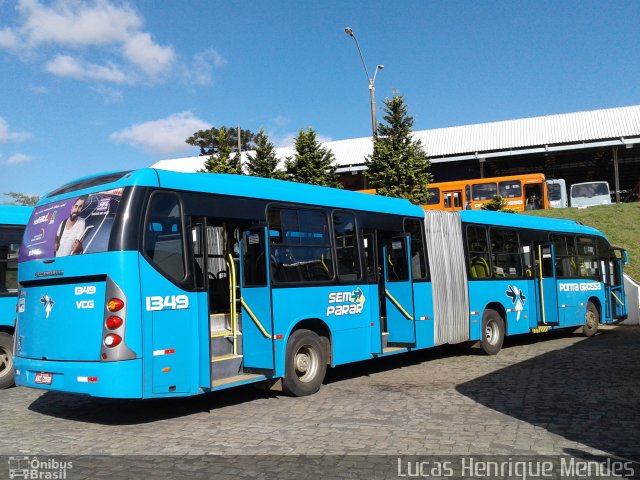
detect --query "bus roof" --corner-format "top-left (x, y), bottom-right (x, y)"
top-left (0, 205), bottom-right (32, 226)
top-left (39, 168), bottom-right (423, 218)
top-left (459, 210), bottom-right (605, 238)
top-left (153, 169), bottom-right (422, 217)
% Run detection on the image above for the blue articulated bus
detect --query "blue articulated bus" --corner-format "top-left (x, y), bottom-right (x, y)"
top-left (0, 205), bottom-right (31, 389)
top-left (14, 170), bottom-right (628, 398)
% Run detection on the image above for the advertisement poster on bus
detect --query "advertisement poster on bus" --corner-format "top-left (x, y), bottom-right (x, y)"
top-left (19, 188), bottom-right (124, 262)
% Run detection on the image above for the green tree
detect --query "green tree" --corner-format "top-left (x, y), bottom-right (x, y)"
top-left (186, 126), bottom-right (256, 156)
top-left (481, 195), bottom-right (518, 213)
top-left (366, 95), bottom-right (433, 204)
top-left (284, 128), bottom-right (341, 187)
top-left (246, 129), bottom-right (284, 179)
top-left (198, 127), bottom-right (242, 174)
top-left (3, 192), bottom-right (39, 206)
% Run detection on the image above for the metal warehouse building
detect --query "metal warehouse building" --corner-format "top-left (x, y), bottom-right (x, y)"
top-left (154, 104), bottom-right (640, 201)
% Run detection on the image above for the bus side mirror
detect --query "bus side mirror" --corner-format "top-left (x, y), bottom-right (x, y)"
top-left (623, 250), bottom-right (629, 265)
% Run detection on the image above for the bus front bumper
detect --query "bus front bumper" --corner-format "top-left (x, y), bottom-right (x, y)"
top-left (14, 357), bottom-right (143, 398)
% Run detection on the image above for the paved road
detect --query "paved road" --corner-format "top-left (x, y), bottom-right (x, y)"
top-left (1, 326), bottom-right (638, 478)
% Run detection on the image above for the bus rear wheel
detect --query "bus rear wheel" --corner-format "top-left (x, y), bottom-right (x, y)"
top-left (0, 332), bottom-right (15, 389)
top-left (480, 309), bottom-right (505, 355)
top-left (283, 329), bottom-right (327, 397)
top-left (583, 302), bottom-right (599, 337)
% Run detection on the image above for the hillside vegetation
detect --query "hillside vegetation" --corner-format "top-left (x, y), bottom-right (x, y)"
top-left (523, 203), bottom-right (640, 281)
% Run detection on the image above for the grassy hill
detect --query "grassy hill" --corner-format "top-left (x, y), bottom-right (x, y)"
top-left (523, 203), bottom-right (640, 281)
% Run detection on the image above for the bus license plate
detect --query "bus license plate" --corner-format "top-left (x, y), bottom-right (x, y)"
top-left (34, 372), bottom-right (53, 385)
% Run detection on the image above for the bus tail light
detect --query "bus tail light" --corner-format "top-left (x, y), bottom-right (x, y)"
top-left (107, 298), bottom-right (124, 312)
top-left (105, 316), bottom-right (123, 330)
top-left (103, 334), bottom-right (122, 348)
top-left (100, 279), bottom-right (135, 362)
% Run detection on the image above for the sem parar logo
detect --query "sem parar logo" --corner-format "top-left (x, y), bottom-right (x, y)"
top-left (326, 287), bottom-right (366, 316)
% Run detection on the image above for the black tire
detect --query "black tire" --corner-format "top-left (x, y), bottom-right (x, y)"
top-left (0, 332), bottom-right (15, 389)
top-left (583, 301), bottom-right (599, 337)
top-left (480, 309), bottom-right (505, 355)
top-left (282, 329), bottom-right (327, 397)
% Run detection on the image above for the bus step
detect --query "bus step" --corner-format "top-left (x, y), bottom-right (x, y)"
top-left (210, 313), bottom-right (243, 334)
top-left (211, 373), bottom-right (263, 389)
top-left (211, 332), bottom-right (243, 357)
top-left (211, 354), bottom-right (243, 381)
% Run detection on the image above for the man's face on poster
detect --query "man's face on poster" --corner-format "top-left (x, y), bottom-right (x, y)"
top-left (70, 198), bottom-right (85, 221)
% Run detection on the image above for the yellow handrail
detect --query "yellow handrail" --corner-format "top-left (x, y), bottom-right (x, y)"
top-left (384, 289), bottom-right (414, 321)
top-left (240, 297), bottom-right (272, 339)
top-left (226, 252), bottom-right (237, 355)
top-left (538, 245), bottom-right (547, 325)
top-left (611, 291), bottom-right (625, 307)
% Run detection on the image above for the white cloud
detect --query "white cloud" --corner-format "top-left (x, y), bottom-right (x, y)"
top-left (122, 32), bottom-right (175, 76)
top-left (0, 27), bottom-right (19, 49)
top-left (45, 54), bottom-right (129, 84)
top-left (182, 48), bottom-right (227, 86)
top-left (110, 111), bottom-right (212, 155)
top-left (0, 117), bottom-right (32, 143)
top-left (17, 0), bottom-right (141, 47)
top-left (272, 115), bottom-right (290, 127)
top-left (1, 0), bottom-right (183, 84)
top-left (27, 84), bottom-right (48, 94)
top-left (7, 153), bottom-right (32, 165)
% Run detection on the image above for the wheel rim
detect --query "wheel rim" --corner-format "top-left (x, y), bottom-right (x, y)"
top-left (485, 319), bottom-right (499, 345)
top-left (0, 345), bottom-right (11, 379)
top-left (586, 310), bottom-right (597, 331)
top-left (294, 344), bottom-right (320, 383)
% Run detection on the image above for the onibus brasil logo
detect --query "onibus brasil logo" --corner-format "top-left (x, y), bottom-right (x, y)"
top-left (8, 456), bottom-right (72, 479)
top-left (326, 287), bottom-right (366, 316)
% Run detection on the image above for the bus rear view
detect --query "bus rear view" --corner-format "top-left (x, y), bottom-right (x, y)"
top-left (14, 172), bottom-right (148, 398)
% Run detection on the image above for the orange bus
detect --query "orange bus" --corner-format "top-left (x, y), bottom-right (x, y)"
top-left (420, 173), bottom-right (549, 212)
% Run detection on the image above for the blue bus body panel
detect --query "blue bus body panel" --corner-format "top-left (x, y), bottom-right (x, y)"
top-left (138, 256), bottom-right (205, 398)
top-left (0, 205), bottom-right (32, 226)
top-left (14, 358), bottom-right (143, 398)
top-left (0, 205), bottom-right (31, 328)
top-left (413, 282), bottom-right (434, 349)
top-left (271, 284), bottom-right (376, 373)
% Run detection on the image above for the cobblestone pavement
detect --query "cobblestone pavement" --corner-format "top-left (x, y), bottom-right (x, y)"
top-left (0, 326), bottom-right (638, 476)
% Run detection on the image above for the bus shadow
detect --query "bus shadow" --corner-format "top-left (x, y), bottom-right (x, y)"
top-left (456, 326), bottom-right (640, 462)
top-left (27, 383), bottom-right (279, 425)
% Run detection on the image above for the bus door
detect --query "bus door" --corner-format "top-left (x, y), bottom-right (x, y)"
top-left (606, 250), bottom-right (627, 320)
top-left (382, 235), bottom-right (416, 346)
top-left (239, 226), bottom-right (275, 373)
top-left (534, 243), bottom-right (560, 325)
top-left (443, 190), bottom-right (463, 211)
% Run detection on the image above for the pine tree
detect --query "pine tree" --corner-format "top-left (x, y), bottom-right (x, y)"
top-left (366, 95), bottom-right (433, 204)
top-left (246, 129), bottom-right (284, 179)
top-left (198, 127), bottom-right (242, 174)
top-left (186, 126), bottom-right (256, 156)
top-left (284, 128), bottom-right (341, 187)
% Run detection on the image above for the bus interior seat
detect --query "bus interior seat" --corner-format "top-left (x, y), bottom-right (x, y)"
top-left (470, 256), bottom-right (490, 278)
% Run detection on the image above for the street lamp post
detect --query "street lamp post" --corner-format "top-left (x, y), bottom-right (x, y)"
top-left (344, 27), bottom-right (383, 138)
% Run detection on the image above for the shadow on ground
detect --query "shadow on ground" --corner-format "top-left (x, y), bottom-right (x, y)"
top-left (456, 327), bottom-right (640, 462)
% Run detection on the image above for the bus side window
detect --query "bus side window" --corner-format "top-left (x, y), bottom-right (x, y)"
top-left (467, 225), bottom-right (491, 279)
top-left (490, 228), bottom-right (522, 278)
top-left (333, 211), bottom-right (361, 282)
top-left (144, 192), bottom-right (186, 283)
top-left (403, 219), bottom-right (429, 280)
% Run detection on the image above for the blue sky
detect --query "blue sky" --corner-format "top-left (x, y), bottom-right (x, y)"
top-left (1, 0), bottom-right (639, 200)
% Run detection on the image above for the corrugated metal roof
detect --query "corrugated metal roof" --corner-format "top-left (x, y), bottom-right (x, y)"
top-left (152, 104), bottom-right (640, 172)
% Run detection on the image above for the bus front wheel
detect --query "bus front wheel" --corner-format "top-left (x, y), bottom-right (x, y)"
top-left (283, 329), bottom-right (327, 397)
top-left (480, 309), bottom-right (505, 355)
top-left (583, 302), bottom-right (599, 337)
top-left (0, 332), bottom-right (15, 389)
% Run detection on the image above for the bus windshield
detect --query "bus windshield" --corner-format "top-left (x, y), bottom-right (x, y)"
top-left (19, 188), bottom-right (125, 262)
top-left (547, 183), bottom-right (562, 201)
top-left (571, 182), bottom-right (609, 198)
